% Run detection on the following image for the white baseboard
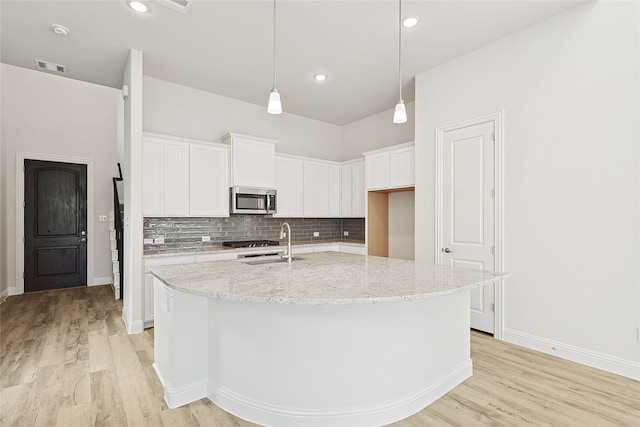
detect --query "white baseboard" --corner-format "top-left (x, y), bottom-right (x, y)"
top-left (90, 276), bottom-right (113, 286)
top-left (0, 288), bottom-right (9, 303)
top-left (8, 286), bottom-right (19, 296)
top-left (503, 328), bottom-right (640, 380)
top-left (154, 363), bottom-right (207, 409)
top-left (122, 311), bottom-right (144, 335)
top-left (210, 360), bottom-right (472, 427)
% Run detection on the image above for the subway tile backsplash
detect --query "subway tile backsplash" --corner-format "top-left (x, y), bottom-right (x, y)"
top-left (144, 216), bottom-right (365, 252)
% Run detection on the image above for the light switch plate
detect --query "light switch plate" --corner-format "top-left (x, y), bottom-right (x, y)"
top-left (343, 231), bottom-right (349, 236)
top-left (154, 236), bottom-right (165, 244)
top-left (98, 215), bottom-right (107, 222)
top-left (143, 238), bottom-right (153, 245)
top-left (313, 231), bottom-right (320, 237)
top-left (202, 236), bottom-right (211, 242)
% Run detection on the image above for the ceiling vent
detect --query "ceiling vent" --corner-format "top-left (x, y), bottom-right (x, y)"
top-left (35, 59), bottom-right (66, 73)
top-left (157, 0), bottom-right (192, 14)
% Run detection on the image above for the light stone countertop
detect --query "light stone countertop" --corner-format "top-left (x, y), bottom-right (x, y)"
top-left (143, 240), bottom-right (365, 257)
top-left (149, 251), bottom-right (509, 305)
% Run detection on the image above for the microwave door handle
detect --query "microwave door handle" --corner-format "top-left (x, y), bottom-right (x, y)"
top-left (267, 194), bottom-right (272, 212)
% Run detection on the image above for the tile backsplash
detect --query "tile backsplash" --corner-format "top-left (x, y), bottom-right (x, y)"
top-left (144, 216), bottom-right (365, 252)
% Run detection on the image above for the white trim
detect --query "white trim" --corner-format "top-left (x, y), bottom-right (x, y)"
top-left (0, 288), bottom-right (9, 304)
top-left (362, 141), bottom-right (414, 157)
top-left (154, 363), bottom-right (207, 409)
top-left (210, 360), bottom-right (472, 427)
top-left (503, 329), bottom-right (640, 381)
top-left (90, 276), bottom-right (113, 286)
top-left (143, 131), bottom-right (228, 150)
top-left (16, 153), bottom-right (95, 295)
top-left (122, 308), bottom-right (144, 334)
top-left (434, 111), bottom-right (505, 339)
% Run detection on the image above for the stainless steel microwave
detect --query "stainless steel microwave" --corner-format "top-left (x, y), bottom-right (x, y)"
top-left (230, 186), bottom-right (277, 215)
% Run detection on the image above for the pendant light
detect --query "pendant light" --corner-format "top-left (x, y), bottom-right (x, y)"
top-left (393, 0), bottom-right (407, 124)
top-left (267, 0), bottom-right (282, 114)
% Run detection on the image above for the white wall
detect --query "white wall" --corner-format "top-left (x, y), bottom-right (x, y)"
top-left (143, 77), bottom-right (342, 161)
top-left (414, 1), bottom-right (639, 377)
top-left (1, 64), bottom-right (121, 293)
top-left (0, 62), bottom-right (6, 299)
top-left (341, 101), bottom-right (415, 161)
top-left (388, 191), bottom-right (415, 261)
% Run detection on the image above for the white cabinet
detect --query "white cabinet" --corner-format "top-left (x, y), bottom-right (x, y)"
top-left (303, 159), bottom-right (341, 217)
top-left (364, 142), bottom-right (414, 190)
top-left (341, 160), bottom-right (365, 217)
top-left (222, 133), bottom-right (277, 188)
top-left (143, 133), bottom-right (229, 217)
top-left (189, 143), bottom-right (229, 217)
top-left (275, 155), bottom-right (304, 217)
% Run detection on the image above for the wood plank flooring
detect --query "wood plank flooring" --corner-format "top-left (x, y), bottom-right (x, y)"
top-left (1, 285), bottom-right (638, 426)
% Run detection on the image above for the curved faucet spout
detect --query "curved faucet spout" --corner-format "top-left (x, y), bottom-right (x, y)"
top-left (280, 222), bottom-right (292, 263)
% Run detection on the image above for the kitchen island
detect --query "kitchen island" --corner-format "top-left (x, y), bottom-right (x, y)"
top-left (150, 251), bottom-right (507, 427)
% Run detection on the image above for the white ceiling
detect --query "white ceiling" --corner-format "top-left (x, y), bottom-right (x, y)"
top-left (1, 0), bottom-right (583, 125)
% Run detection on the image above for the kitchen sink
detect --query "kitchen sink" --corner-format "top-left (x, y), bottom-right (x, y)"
top-left (243, 256), bottom-right (305, 266)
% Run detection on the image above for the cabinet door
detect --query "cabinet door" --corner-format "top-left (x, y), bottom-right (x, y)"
top-left (341, 164), bottom-right (353, 217)
top-left (231, 139), bottom-right (254, 187)
top-left (144, 273), bottom-right (154, 324)
top-left (274, 157), bottom-right (289, 216)
top-left (288, 159), bottom-right (304, 216)
top-left (164, 141), bottom-right (189, 215)
top-left (143, 139), bottom-right (164, 216)
top-left (253, 143), bottom-right (275, 188)
top-left (304, 161), bottom-right (329, 217)
top-left (189, 144), bottom-right (214, 216)
top-left (352, 161), bottom-right (365, 217)
top-left (366, 153), bottom-right (388, 190)
top-left (328, 164), bottom-right (341, 217)
top-left (389, 147), bottom-right (414, 188)
top-left (211, 147), bottom-right (229, 216)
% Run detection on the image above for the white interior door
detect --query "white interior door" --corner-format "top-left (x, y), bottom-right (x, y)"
top-left (442, 120), bottom-right (495, 334)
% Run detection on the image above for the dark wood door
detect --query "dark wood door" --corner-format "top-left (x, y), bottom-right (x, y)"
top-left (24, 160), bottom-right (87, 292)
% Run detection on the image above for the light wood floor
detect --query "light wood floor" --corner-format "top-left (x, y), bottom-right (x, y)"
top-left (1, 285), bottom-right (638, 426)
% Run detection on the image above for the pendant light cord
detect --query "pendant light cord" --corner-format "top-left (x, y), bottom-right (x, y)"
top-left (398, 0), bottom-right (403, 101)
top-left (272, 0), bottom-right (277, 90)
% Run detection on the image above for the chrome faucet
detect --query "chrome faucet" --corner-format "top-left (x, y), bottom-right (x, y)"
top-left (280, 222), bottom-right (292, 263)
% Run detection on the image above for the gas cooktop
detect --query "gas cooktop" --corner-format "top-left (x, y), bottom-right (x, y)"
top-left (222, 240), bottom-right (280, 248)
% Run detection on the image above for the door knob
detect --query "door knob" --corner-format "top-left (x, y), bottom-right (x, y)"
top-left (78, 237), bottom-right (87, 243)
top-left (80, 230), bottom-right (86, 236)
top-left (442, 247), bottom-right (453, 253)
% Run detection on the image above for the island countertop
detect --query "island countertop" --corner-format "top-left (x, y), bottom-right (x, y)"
top-left (149, 251), bottom-right (508, 304)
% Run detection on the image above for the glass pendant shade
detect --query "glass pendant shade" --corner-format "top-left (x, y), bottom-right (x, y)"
top-left (267, 89), bottom-right (282, 115)
top-left (393, 99), bottom-right (407, 124)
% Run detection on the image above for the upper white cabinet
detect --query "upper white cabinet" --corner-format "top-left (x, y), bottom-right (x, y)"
top-left (189, 143), bottom-right (229, 217)
top-left (303, 159), bottom-right (341, 218)
top-left (143, 133), bottom-right (229, 217)
top-left (364, 142), bottom-right (414, 190)
top-left (221, 133), bottom-right (277, 188)
top-left (341, 160), bottom-right (365, 217)
top-left (274, 155), bottom-right (304, 217)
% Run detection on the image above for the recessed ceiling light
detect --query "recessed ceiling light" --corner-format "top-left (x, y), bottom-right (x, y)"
top-left (127, 1), bottom-right (150, 13)
top-left (402, 15), bottom-right (419, 28)
top-left (313, 74), bottom-right (327, 82)
top-left (51, 24), bottom-right (70, 36)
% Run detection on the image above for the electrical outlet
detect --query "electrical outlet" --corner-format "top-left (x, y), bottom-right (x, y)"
top-left (98, 215), bottom-right (107, 222)
top-left (202, 236), bottom-right (211, 242)
top-left (143, 238), bottom-right (153, 245)
top-left (313, 231), bottom-right (320, 237)
top-left (343, 231), bottom-right (349, 236)
top-left (154, 236), bottom-right (165, 244)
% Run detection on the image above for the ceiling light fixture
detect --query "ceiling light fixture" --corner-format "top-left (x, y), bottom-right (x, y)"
top-left (393, 0), bottom-right (407, 124)
top-left (267, 0), bottom-right (282, 114)
top-left (402, 15), bottom-right (419, 28)
top-left (313, 74), bottom-right (327, 82)
top-left (127, 1), bottom-right (150, 13)
top-left (51, 24), bottom-right (70, 36)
